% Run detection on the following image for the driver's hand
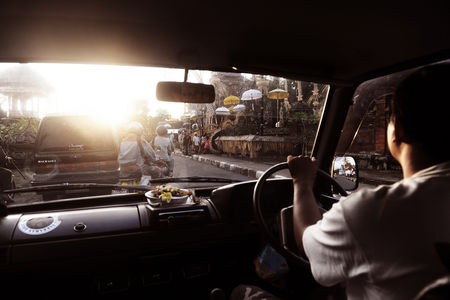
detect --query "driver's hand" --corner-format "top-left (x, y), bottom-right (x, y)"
top-left (287, 155), bottom-right (318, 188)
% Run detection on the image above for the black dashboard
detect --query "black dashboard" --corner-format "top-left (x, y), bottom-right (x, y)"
top-left (0, 179), bottom-right (294, 298)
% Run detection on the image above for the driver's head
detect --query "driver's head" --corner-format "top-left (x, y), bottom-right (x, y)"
top-left (389, 62), bottom-right (450, 164)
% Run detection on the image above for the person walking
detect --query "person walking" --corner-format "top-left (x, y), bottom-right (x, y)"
top-left (193, 133), bottom-right (200, 154)
top-left (203, 135), bottom-right (210, 154)
top-left (183, 131), bottom-right (191, 155)
top-left (178, 130), bottom-right (184, 152)
top-left (200, 134), bottom-right (206, 154)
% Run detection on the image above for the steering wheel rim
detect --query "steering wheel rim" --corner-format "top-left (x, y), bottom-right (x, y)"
top-left (253, 162), bottom-right (348, 267)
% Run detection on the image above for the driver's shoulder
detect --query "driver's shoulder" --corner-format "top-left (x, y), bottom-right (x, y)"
top-left (337, 183), bottom-right (402, 235)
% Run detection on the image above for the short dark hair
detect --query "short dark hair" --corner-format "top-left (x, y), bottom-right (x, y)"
top-left (392, 62), bottom-right (450, 163)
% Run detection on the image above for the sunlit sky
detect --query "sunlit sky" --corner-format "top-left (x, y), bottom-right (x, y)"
top-left (0, 63), bottom-right (211, 123)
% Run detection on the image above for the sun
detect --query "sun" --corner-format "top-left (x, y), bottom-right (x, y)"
top-left (21, 63), bottom-right (189, 124)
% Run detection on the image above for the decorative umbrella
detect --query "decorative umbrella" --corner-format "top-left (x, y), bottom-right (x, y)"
top-left (223, 95), bottom-right (240, 105)
top-left (268, 88), bottom-right (289, 124)
top-left (268, 88), bottom-right (289, 100)
top-left (232, 104), bottom-right (246, 112)
top-left (215, 106), bottom-right (231, 115)
top-left (241, 89), bottom-right (262, 100)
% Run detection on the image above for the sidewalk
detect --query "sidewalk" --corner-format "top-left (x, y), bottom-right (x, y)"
top-left (175, 150), bottom-right (402, 185)
top-left (175, 150), bottom-right (290, 179)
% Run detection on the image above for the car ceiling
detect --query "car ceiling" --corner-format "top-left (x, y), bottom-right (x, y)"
top-left (0, 1), bottom-right (449, 85)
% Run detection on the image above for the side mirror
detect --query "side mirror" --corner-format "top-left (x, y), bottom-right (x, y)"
top-left (156, 81), bottom-right (215, 103)
top-left (332, 156), bottom-right (358, 191)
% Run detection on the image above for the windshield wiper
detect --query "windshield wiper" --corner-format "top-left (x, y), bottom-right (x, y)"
top-left (2, 177), bottom-right (243, 194)
top-left (149, 176), bottom-right (242, 184)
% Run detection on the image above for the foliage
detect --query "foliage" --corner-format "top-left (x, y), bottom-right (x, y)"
top-left (124, 110), bottom-right (171, 142)
top-left (0, 117), bottom-right (39, 145)
top-left (287, 108), bottom-right (320, 155)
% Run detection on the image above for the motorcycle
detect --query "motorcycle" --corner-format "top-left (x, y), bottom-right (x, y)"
top-left (153, 159), bottom-right (171, 177)
top-left (118, 159), bottom-right (171, 189)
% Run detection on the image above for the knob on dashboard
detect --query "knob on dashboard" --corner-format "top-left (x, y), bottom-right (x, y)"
top-left (73, 222), bottom-right (87, 232)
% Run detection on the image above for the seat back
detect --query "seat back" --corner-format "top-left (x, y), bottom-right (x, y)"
top-left (414, 243), bottom-right (450, 300)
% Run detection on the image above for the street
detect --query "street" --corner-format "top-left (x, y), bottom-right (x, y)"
top-left (173, 155), bottom-right (250, 181)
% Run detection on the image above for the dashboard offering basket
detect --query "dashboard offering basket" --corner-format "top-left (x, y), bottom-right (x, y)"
top-left (145, 188), bottom-right (193, 207)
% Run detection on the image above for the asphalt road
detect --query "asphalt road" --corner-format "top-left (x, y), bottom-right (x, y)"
top-left (173, 155), bottom-right (250, 181)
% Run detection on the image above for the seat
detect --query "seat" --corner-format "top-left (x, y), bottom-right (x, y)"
top-left (414, 243), bottom-right (450, 300)
top-left (414, 275), bottom-right (450, 300)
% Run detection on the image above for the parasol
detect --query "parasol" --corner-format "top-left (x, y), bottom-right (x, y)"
top-left (268, 88), bottom-right (289, 124)
top-left (268, 88), bottom-right (289, 100)
top-left (215, 106), bottom-right (230, 115)
top-left (232, 104), bottom-right (246, 112)
top-left (241, 89), bottom-right (262, 100)
top-left (223, 95), bottom-right (240, 105)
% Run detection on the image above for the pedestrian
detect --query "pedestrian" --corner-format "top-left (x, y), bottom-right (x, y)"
top-left (203, 135), bottom-right (210, 154)
top-left (200, 134), bottom-right (206, 154)
top-left (193, 133), bottom-right (200, 154)
top-left (183, 131), bottom-right (191, 155)
top-left (178, 131), bottom-right (184, 152)
top-left (288, 63), bottom-right (450, 300)
top-left (153, 125), bottom-right (175, 177)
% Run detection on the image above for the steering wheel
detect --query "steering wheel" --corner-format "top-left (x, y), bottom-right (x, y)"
top-left (253, 162), bottom-right (348, 267)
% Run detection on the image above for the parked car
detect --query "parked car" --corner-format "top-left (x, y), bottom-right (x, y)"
top-left (32, 115), bottom-right (119, 185)
top-left (0, 1), bottom-right (448, 300)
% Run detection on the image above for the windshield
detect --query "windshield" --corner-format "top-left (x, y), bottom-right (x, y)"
top-left (0, 63), bottom-right (329, 204)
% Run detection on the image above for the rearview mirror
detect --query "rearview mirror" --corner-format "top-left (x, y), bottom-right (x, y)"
top-left (156, 81), bottom-right (215, 103)
top-left (332, 156), bottom-right (358, 191)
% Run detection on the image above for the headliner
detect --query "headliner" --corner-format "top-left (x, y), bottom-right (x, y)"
top-left (1, 0), bottom-right (449, 85)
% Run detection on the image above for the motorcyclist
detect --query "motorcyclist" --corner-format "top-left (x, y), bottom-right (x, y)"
top-left (153, 125), bottom-right (175, 177)
top-left (118, 121), bottom-right (161, 182)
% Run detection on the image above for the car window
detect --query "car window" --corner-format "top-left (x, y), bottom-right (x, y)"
top-left (335, 61), bottom-right (449, 188)
top-left (0, 63), bottom-right (329, 204)
top-left (36, 116), bottom-right (116, 152)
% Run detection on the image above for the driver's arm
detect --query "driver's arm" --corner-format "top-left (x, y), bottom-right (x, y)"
top-left (289, 156), bottom-right (371, 287)
top-left (287, 155), bottom-right (322, 255)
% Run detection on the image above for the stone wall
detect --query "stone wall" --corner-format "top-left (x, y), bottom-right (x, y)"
top-left (216, 135), bottom-right (298, 159)
top-left (346, 95), bottom-right (400, 170)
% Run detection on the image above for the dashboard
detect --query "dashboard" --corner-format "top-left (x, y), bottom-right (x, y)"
top-left (0, 179), bottom-right (294, 298)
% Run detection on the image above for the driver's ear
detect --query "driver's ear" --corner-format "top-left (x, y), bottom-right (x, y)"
top-left (393, 117), bottom-right (406, 144)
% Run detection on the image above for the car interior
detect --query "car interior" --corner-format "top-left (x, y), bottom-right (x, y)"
top-left (0, 1), bottom-right (449, 299)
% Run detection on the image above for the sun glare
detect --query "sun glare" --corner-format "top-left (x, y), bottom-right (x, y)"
top-left (0, 63), bottom-right (199, 124)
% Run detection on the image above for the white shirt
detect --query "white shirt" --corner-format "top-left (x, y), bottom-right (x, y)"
top-left (193, 135), bottom-right (200, 146)
top-left (303, 161), bottom-right (450, 300)
top-left (118, 140), bottom-right (156, 167)
top-left (153, 136), bottom-right (174, 161)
